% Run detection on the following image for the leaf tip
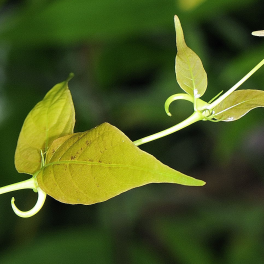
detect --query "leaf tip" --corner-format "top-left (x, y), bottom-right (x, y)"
top-left (174, 15), bottom-right (181, 30)
top-left (174, 15), bottom-right (179, 23)
top-left (252, 30), bottom-right (264, 37)
top-left (67, 73), bottom-right (75, 82)
top-left (174, 15), bottom-right (186, 50)
top-left (190, 178), bottom-right (206, 186)
top-left (192, 181), bottom-right (206, 187)
top-left (200, 180), bottom-right (206, 186)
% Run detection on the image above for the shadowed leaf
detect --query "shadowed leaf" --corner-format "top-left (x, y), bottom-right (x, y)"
top-left (213, 90), bottom-right (264, 121)
top-left (174, 15), bottom-right (207, 98)
top-left (37, 123), bottom-right (205, 205)
top-left (15, 74), bottom-right (75, 175)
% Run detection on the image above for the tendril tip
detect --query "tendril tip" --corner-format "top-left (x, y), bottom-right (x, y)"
top-left (11, 188), bottom-right (47, 218)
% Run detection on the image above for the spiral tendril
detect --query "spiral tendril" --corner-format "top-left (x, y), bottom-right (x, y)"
top-left (164, 93), bottom-right (194, 116)
top-left (11, 187), bottom-right (46, 218)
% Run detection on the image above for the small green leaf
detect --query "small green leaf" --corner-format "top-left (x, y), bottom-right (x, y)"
top-left (37, 123), bottom-right (205, 205)
top-left (213, 90), bottom-right (264, 121)
top-left (15, 74), bottom-right (75, 175)
top-left (174, 15), bottom-right (207, 98)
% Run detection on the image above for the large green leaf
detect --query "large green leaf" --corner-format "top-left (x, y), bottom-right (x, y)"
top-left (15, 74), bottom-right (75, 175)
top-left (174, 15), bottom-right (207, 98)
top-left (37, 123), bottom-right (205, 205)
top-left (213, 90), bottom-right (264, 121)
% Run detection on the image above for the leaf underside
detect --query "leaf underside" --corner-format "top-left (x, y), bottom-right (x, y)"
top-left (15, 75), bottom-right (75, 175)
top-left (37, 123), bottom-right (205, 205)
top-left (174, 15), bottom-right (207, 98)
top-left (213, 90), bottom-right (264, 121)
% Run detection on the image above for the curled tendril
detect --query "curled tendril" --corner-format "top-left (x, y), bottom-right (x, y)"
top-left (165, 93), bottom-right (194, 116)
top-left (164, 92), bottom-right (221, 124)
top-left (11, 187), bottom-right (46, 218)
top-left (165, 93), bottom-right (211, 117)
top-left (0, 175), bottom-right (47, 218)
top-left (134, 92), bottom-right (217, 146)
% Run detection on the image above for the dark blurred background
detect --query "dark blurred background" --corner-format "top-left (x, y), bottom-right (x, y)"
top-left (0, 0), bottom-right (264, 263)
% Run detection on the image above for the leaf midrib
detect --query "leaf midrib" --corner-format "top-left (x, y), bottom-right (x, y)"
top-left (215, 97), bottom-right (262, 117)
top-left (43, 160), bottom-right (175, 179)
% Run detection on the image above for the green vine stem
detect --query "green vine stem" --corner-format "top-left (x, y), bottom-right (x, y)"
top-left (0, 58), bottom-right (263, 217)
top-left (134, 111), bottom-right (203, 146)
top-left (0, 176), bottom-right (47, 218)
top-left (208, 59), bottom-right (264, 110)
top-left (134, 92), bottom-right (212, 146)
top-left (134, 59), bottom-right (264, 147)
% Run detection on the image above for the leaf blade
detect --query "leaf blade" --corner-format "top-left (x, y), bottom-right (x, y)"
top-left (174, 15), bottom-right (207, 97)
top-left (213, 90), bottom-right (264, 121)
top-left (37, 123), bottom-right (205, 205)
top-left (15, 75), bottom-right (75, 175)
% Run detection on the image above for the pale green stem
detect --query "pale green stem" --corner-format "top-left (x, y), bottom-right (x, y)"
top-left (133, 111), bottom-right (203, 146)
top-left (0, 176), bottom-right (47, 218)
top-left (135, 59), bottom-right (264, 147)
top-left (0, 178), bottom-right (37, 195)
top-left (208, 59), bottom-right (264, 110)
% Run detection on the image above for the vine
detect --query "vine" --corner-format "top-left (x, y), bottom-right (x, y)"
top-left (1, 16), bottom-right (264, 218)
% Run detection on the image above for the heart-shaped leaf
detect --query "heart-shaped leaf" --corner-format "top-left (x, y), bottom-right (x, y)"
top-left (15, 74), bottom-right (75, 175)
top-left (213, 90), bottom-right (264, 121)
top-left (174, 15), bottom-right (207, 98)
top-left (37, 123), bottom-right (205, 205)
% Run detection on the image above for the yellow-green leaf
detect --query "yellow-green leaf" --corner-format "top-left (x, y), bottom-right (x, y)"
top-left (37, 123), bottom-right (205, 205)
top-left (174, 15), bottom-right (207, 98)
top-left (15, 74), bottom-right (75, 175)
top-left (213, 90), bottom-right (264, 121)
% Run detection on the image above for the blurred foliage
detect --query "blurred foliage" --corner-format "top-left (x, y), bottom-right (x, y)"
top-left (1, 0), bottom-right (264, 263)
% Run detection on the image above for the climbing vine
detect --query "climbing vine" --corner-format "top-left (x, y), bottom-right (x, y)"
top-left (1, 16), bottom-right (264, 218)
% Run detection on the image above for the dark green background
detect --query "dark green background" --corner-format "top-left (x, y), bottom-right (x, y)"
top-left (0, 0), bottom-right (264, 263)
